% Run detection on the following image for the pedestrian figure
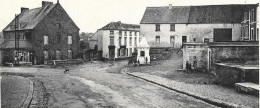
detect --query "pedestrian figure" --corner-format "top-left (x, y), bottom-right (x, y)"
top-left (193, 56), bottom-right (198, 72)
top-left (186, 61), bottom-right (191, 73)
top-left (145, 57), bottom-right (148, 65)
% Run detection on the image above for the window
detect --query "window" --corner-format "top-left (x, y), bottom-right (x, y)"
top-left (57, 23), bottom-right (61, 29)
top-left (110, 36), bottom-right (114, 45)
top-left (204, 38), bottom-right (209, 43)
top-left (251, 9), bottom-right (255, 22)
top-left (124, 37), bottom-right (127, 45)
top-left (140, 51), bottom-right (145, 56)
top-left (129, 48), bottom-right (132, 56)
top-left (129, 37), bottom-right (132, 45)
top-left (130, 31), bottom-right (132, 36)
top-left (68, 50), bottom-right (72, 59)
top-left (134, 37), bottom-right (137, 46)
top-left (125, 31), bottom-right (127, 36)
top-left (119, 31), bottom-right (122, 35)
top-left (44, 35), bottom-right (48, 45)
top-left (56, 50), bottom-right (61, 60)
top-left (135, 32), bottom-right (137, 36)
top-left (155, 24), bottom-right (160, 31)
top-left (43, 50), bottom-right (48, 60)
top-left (170, 24), bottom-right (175, 31)
top-left (110, 30), bottom-right (114, 35)
top-left (68, 36), bottom-right (72, 44)
top-left (244, 12), bottom-right (248, 21)
top-left (170, 36), bottom-right (175, 44)
top-left (156, 36), bottom-right (160, 44)
top-left (119, 37), bottom-right (122, 45)
top-left (193, 38), bottom-right (196, 42)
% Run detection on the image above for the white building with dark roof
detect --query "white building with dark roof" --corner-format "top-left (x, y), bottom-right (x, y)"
top-left (140, 4), bottom-right (258, 49)
top-left (95, 21), bottom-right (140, 60)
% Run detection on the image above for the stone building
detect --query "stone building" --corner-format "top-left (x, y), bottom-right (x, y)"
top-left (140, 4), bottom-right (257, 49)
top-left (0, 1), bottom-right (80, 65)
top-left (96, 21), bottom-right (140, 60)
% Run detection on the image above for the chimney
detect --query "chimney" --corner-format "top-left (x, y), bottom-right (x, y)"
top-left (118, 21), bottom-right (121, 23)
top-left (42, 1), bottom-right (53, 7)
top-left (21, 7), bottom-right (29, 13)
top-left (169, 4), bottom-right (172, 9)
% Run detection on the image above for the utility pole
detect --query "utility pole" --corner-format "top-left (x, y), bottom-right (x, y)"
top-left (14, 14), bottom-right (19, 66)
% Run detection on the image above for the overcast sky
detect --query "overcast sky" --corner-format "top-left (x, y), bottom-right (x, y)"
top-left (0, 0), bottom-right (258, 33)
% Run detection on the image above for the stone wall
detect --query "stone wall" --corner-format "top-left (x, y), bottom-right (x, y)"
top-left (32, 3), bottom-right (80, 64)
top-left (212, 63), bottom-right (259, 87)
top-left (210, 47), bottom-right (259, 64)
top-left (183, 43), bottom-right (209, 71)
top-left (149, 47), bottom-right (172, 61)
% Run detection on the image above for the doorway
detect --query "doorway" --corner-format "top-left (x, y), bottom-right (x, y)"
top-left (182, 36), bottom-right (187, 43)
top-left (213, 29), bottom-right (232, 42)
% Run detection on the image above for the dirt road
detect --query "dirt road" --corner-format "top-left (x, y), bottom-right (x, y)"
top-left (23, 61), bottom-right (216, 108)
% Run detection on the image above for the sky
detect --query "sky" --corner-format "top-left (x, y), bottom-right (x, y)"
top-left (0, 0), bottom-right (259, 33)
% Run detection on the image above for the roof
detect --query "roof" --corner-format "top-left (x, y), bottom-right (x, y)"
top-left (100, 21), bottom-right (140, 31)
top-left (3, 4), bottom-right (56, 31)
top-left (137, 37), bottom-right (150, 48)
top-left (0, 40), bottom-right (33, 49)
top-left (140, 4), bottom-right (257, 24)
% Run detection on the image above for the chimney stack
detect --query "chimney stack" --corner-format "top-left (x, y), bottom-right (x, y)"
top-left (42, 1), bottom-right (53, 7)
top-left (169, 4), bottom-right (172, 9)
top-left (21, 7), bottom-right (29, 13)
top-left (118, 21), bottom-right (121, 23)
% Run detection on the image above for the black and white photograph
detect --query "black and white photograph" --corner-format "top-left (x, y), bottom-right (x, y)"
top-left (0, 0), bottom-right (259, 107)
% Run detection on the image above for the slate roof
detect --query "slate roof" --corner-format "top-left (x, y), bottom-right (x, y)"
top-left (100, 22), bottom-right (140, 31)
top-left (0, 40), bottom-right (33, 49)
top-left (3, 4), bottom-right (56, 31)
top-left (140, 4), bottom-right (257, 24)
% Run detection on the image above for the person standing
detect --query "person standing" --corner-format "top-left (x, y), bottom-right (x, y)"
top-left (193, 56), bottom-right (198, 72)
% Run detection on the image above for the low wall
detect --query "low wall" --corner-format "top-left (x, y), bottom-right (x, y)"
top-left (212, 63), bottom-right (259, 87)
top-left (150, 47), bottom-right (173, 61)
top-left (45, 59), bottom-right (84, 65)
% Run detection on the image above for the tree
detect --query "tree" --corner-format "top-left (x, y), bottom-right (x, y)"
top-left (0, 31), bottom-right (3, 39)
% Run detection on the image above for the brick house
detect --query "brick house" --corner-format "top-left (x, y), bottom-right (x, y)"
top-left (95, 21), bottom-right (140, 60)
top-left (140, 4), bottom-right (257, 49)
top-left (0, 1), bottom-right (80, 65)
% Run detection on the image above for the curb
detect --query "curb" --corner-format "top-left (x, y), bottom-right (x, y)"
top-left (127, 72), bottom-right (247, 108)
top-left (21, 80), bottom-right (34, 108)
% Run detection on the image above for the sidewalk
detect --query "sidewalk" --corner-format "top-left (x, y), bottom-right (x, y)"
top-left (127, 72), bottom-right (259, 108)
top-left (1, 75), bottom-right (33, 108)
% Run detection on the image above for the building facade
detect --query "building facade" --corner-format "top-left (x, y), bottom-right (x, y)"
top-left (96, 21), bottom-right (140, 60)
top-left (241, 3), bottom-right (259, 41)
top-left (140, 4), bottom-right (257, 49)
top-left (1, 1), bottom-right (80, 65)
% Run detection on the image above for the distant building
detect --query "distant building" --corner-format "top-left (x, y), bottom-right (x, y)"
top-left (140, 4), bottom-right (258, 49)
top-left (96, 21), bottom-right (140, 60)
top-left (0, 1), bottom-right (80, 65)
top-left (241, 3), bottom-right (259, 41)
